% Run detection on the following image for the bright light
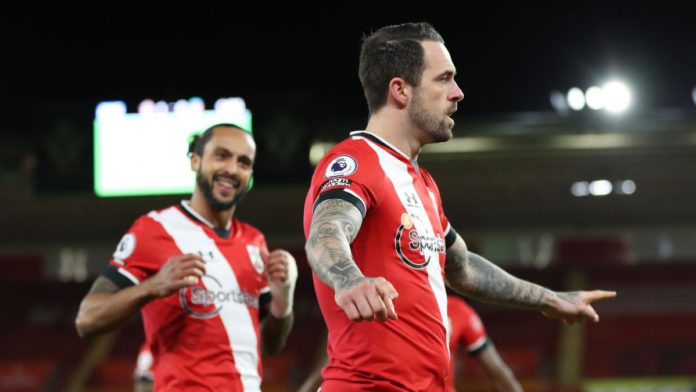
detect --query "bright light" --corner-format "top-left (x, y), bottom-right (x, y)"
top-left (589, 179), bottom-right (612, 196)
top-left (620, 179), bottom-right (636, 195)
top-left (571, 181), bottom-right (590, 197)
top-left (309, 142), bottom-right (336, 165)
top-left (603, 81), bottom-right (631, 113)
top-left (692, 86), bottom-right (696, 105)
top-left (550, 91), bottom-right (568, 114)
top-left (567, 88), bottom-right (586, 111)
top-left (95, 101), bottom-right (127, 119)
top-left (585, 86), bottom-right (604, 110)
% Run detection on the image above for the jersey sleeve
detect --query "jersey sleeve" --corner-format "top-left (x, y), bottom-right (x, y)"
top-left (457, 299), bottom-right (489, 356)
top-left (308, 142), bottom-right (386, 219)
top-left (104, 214), bottom-right (169, 288)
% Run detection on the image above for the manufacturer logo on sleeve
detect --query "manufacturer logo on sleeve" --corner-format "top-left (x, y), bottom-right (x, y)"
top-left (324, 155), bottom-right (358, 178)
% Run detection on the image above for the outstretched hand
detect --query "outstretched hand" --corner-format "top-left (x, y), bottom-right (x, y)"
top-left (542, 290), bottom-right (616, 325)
top-left (335, 277), bottom-right (399, 322)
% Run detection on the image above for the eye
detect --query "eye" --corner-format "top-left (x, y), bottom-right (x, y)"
top-left (238, 157), bottom-right (253, 169)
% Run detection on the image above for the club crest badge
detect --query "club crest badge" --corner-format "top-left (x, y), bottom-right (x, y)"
top-left (246, 245), bottom-right (264, 274)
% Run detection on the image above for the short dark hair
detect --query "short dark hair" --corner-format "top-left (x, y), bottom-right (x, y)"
top-left (187, 123), bottom-right (250, 157)
top-left (358, 22), bottom-right (444, 115)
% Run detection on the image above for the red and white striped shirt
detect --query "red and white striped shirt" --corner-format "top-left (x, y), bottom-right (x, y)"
top-left (107, 201), bottom-right (269, 392)
top-left (303, 131), bottom-right (457, 391)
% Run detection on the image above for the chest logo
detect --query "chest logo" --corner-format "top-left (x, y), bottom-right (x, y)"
top-left (395, 213), bottom-right (445, 270)
top-left (246, 245), bottom-right (265, 274)
top-left (179, 274), bottom-right (260, 319)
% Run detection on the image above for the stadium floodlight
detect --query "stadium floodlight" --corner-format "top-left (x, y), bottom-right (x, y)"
top-left (620, 179), bottom-right (636, 195)
top-left (571, 181), bottom-right (590, 197)
top-left (603, 81), bottom-right (631, 113)
top-left (589, 179), bottom-right (612, 196)
top-left (692, 86), bottom-right (696, 106)
top-left (550, 90), bottom-right (569, 114)
top-left (585, 86), bottom-right (604, 110)
top-left (567, 87), bottom-right (586, 111)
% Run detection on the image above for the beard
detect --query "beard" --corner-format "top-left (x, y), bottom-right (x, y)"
top-left (408, 89), bottom-right (454, 143)
top-left (196, 167), bottom-right (248, 212)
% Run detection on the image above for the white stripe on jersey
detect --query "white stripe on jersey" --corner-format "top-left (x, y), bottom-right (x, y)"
top-left (360, 138), bottom-right (450, 352)
top-left (150, 207), bottom-right (261, 392)
top-left (467, 336), bottom-right (488, 353)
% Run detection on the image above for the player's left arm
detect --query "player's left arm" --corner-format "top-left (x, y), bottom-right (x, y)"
top-left (444, 234), bottom-right (616, 324)
top-left (260, 249), bottom-right (297, 355)
top-left (476, 343), bottom-right (523, 392)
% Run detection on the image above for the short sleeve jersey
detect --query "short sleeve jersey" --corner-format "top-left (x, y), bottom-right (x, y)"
top-left (106, 201), bottom-right (269, 392)
top-left (446, 295), bottom-right (489, 392)
top-left (303, 131), bottom-right (457, 392)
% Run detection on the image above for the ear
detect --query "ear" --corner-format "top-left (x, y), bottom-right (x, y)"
top-left (387, 77), bottom-right (410, 109)
top-left (190, 153), bottom-right (200, 172)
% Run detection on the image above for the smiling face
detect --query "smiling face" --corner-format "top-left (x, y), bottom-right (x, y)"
top-left (191, 126), bottom-right (256, 211)
top-left (407, 41), bottom-right (465, 143)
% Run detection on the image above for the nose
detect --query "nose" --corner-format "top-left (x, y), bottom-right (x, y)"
top-left (223, 159), bottom-right (240, 175)
top-left (450, 81), bottom-right (464, 102)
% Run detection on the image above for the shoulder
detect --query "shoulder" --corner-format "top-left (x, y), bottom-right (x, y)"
top-left (232, 219), bottom-right (266, 242)
top-left (448, 295), bottom-right (473, 314)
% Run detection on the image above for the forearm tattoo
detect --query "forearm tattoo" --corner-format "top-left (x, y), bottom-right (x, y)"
top-left (445, 240), bottom-right (549, 309)
top-left (306, 199), bottom-right (365, 291)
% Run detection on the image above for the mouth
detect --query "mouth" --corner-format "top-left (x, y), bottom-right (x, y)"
top-left (214, 175), bottom-right (241, 193)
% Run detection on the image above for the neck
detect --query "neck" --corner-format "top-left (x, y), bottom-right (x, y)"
top-left (365, 108), bottom-right (424, 159)
top-left (189, 191), bottom-right (235, 228)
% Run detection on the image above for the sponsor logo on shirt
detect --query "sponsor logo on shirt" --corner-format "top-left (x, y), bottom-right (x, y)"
top-left (395, 213), bottom-right (446, 269)
top-left (324, 155), bottom-right (358, 178)
top-left (179, 274), bottom-right (260, 319)
top-left (320, 177), bottom-right (352, 192)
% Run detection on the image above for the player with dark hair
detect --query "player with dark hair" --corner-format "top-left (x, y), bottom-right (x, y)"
top-left (303, 22), bottom-right (615, 391)
top-left (76, 123), bottom-right (297, 392)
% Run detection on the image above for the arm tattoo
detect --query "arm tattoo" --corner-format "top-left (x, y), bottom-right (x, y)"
top-left (305, 199), bottom-right (365, 291)
top-left (445, 237), bottom-right (549, 309)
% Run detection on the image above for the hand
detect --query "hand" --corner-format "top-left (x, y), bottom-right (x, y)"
top-left (145, 254), bottom-right (206, 298)
top-left (542, 290), bottom-right (616, 325)
top-left (334, 277), bottom-right (399, 322)
top-left (263, 249), bottom-right (298, 318)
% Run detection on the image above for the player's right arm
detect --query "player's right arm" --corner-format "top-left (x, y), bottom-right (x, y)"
top-left (305, 199), bottom-right (398, 322)
top-left (75, 254), bottom-right (206, 338)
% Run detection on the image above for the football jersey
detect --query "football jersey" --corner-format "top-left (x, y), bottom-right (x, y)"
top-left (303, 131), bottom-right (458, 391)
top-left (105, 201), bottom-right (269, 392)
top-left (446, 295), bottom-right (489, 392)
